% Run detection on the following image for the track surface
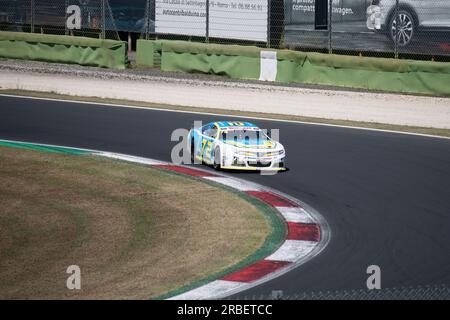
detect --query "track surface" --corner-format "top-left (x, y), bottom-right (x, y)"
top-left (1, 95), bottom-right (450, 297)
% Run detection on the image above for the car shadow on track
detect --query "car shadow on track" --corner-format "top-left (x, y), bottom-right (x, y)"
top-left (217, 167), bottom-right (291, 175)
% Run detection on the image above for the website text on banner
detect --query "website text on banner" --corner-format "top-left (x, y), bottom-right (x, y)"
top-left (155, 0), bottom-right (268, 42)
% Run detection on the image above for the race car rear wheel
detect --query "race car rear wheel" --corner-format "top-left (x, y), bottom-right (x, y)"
top-left (213, 147), bottom-right (221, 170)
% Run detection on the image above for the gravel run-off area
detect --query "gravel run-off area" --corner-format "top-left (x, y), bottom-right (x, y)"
top-left (0, 59), bottom-right (449, 129)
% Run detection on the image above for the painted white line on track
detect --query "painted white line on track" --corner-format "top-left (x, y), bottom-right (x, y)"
top-left (98, 152), bottom-right (165, 165)
top-left (203, 176), bottom-right (262, 191)
top-left (168, 280), bottom-right (246, 300)
top-left (265, 240), bottom-right (317, 262)
top-left (1, 93), bottom-right (449, 140)
top-left (276, 207), bottom-right (314, 224)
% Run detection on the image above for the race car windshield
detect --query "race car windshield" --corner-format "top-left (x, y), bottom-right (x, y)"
top-left (221, 130), bottom-right (270, 143)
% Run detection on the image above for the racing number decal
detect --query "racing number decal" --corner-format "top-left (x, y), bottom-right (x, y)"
top-left (201, 138), bottom-right (213, 161)
top-left (205, 140), bottom-right (213, 160)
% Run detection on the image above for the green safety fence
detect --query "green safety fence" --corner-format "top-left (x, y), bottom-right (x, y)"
top-left (136, 39), bottom-right (450, 96)
top-left (0, 31), bottom-right (128, 69)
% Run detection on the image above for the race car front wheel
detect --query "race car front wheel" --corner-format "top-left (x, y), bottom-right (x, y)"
top-left (213, 147), bottom-right (221, 170)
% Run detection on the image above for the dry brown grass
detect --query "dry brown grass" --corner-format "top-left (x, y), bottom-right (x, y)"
top-left (0, 146), bottom-right (270, 299)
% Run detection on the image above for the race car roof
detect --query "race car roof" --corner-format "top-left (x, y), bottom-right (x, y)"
top-left (214, 121), bottom-right (259, 130)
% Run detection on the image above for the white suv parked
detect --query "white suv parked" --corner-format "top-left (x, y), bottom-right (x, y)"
top-left (367, 0), bottom-right (450, 46)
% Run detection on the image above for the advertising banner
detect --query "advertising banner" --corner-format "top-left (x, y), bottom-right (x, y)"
top-left (155, 0), bottom-right (207, 37)
top-left (284, 0), bottom-right (450, 56)
top-left (209, 0), bottom-right (268, 42)
top-left (285, 0), bottom-right (371, 26)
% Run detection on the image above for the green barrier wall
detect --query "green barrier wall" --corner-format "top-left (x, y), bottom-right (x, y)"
top-left (136, 39), bottom-right (155, 67)
top-left (276, 50), bottom-right (450, 96)
top-left (137, 39), bottom-right (450, 96)
top-left (136, 39), bottom-right (162, 68)
top-left (0, 31), bottom-right (128, 69)
top-left (160, 40), bottom-right (261, 80)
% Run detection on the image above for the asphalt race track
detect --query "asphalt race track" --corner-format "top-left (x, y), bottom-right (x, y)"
top-left (1, 95), bottom-right (450, 297)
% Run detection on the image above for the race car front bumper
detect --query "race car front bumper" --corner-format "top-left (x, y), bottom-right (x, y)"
top-left (222, 153), bottom-right (286, 171)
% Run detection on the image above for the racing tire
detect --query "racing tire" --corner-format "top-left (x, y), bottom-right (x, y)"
top-left (389, 9), bottom-right (415, 47)
top-left (213, 147), bottom-right (222, 171)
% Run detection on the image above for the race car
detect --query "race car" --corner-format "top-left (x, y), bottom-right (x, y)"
top-left (187, 121), bottom-right (286, 171)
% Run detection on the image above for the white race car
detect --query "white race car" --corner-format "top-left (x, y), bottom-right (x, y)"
top-left (188, 121), bottom-right (286, 171)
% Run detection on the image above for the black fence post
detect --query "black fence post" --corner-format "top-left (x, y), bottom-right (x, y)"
top-left (30, 0), bottom-right (34, 33)
top-left (328, 0), bottom-right (332, 54)
top-left (267, 0), bottom-right (271, 48)
top-left (101, 0), bottom-right (106, 39)
top-left (64, 0), bottom-right (69, 35)
top-left (206, 0), bottom-right (209, 43)
top-left (145, 0), bottom-right (150, 40)
top-left (394, 0), bottom-right (399, 58)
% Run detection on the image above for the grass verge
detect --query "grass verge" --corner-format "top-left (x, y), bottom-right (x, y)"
top-left (1, 89), bottom-right (449, 138)
top-left (0, 145), bottom-right (276, 299)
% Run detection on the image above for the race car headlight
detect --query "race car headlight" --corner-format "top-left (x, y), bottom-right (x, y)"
top-left (236, 150), bottom-right (253, 156)
top-left (234, 149), bottom-right (285, 157)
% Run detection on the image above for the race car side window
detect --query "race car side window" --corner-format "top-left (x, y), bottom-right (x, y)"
top-left (205, 125), bottom-right (218, 139)
top-left (201, 124), bottom-right (211, 133)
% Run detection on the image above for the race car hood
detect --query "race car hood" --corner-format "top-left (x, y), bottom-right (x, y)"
top-left (223, 139), bottom-right (278, 150)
